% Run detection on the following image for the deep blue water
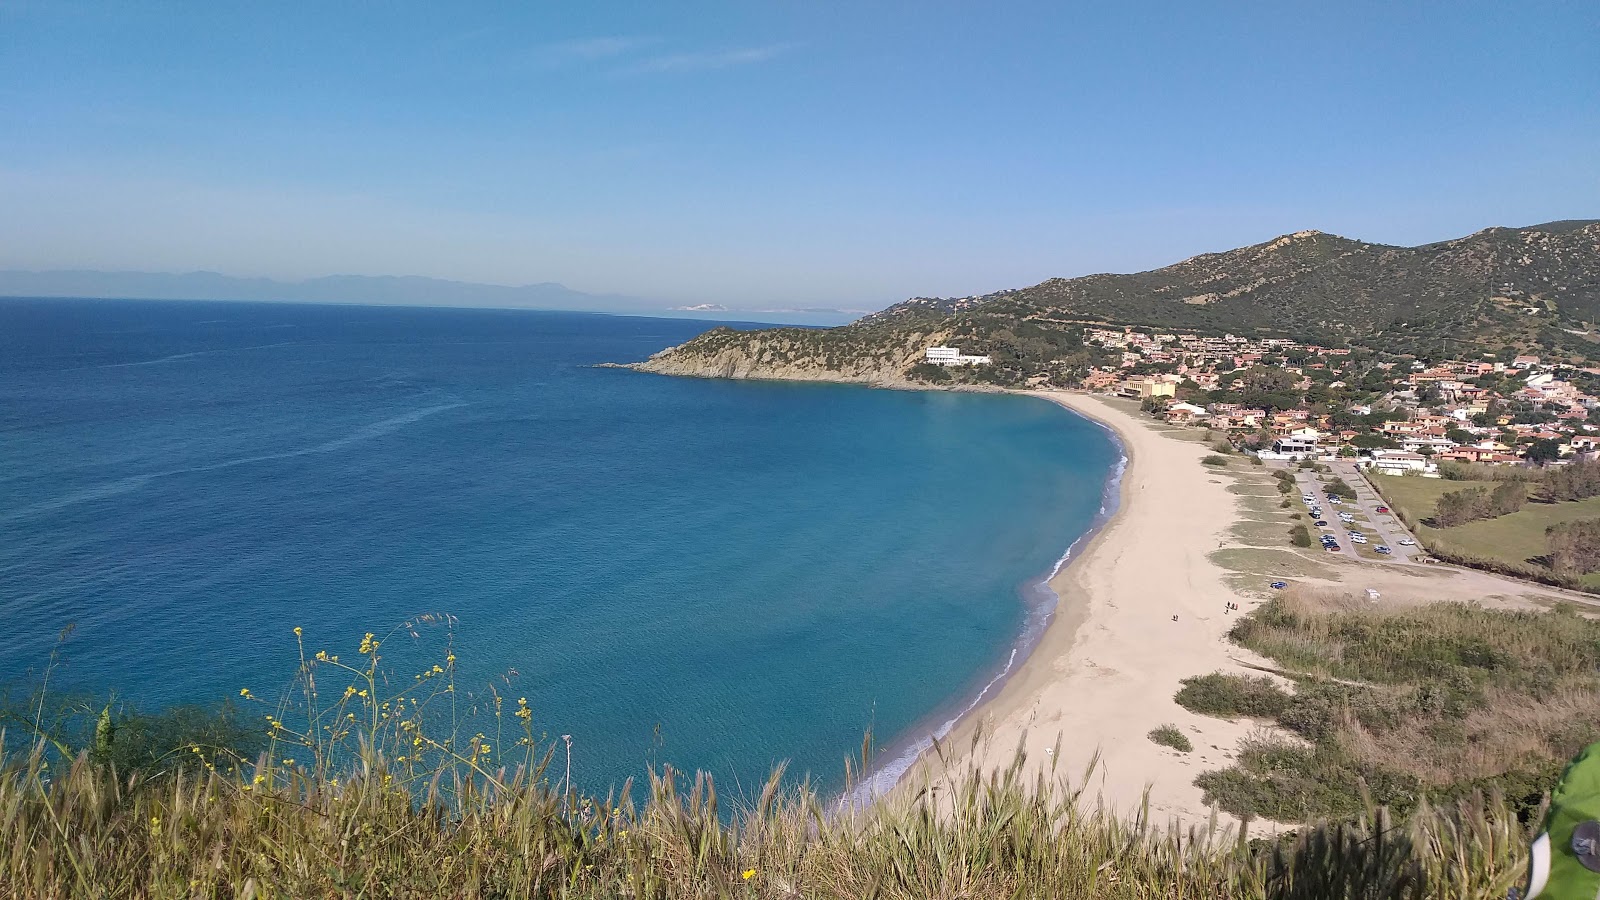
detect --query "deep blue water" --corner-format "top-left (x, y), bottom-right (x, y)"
top-left (0, 297), bottom-right (1118, 797)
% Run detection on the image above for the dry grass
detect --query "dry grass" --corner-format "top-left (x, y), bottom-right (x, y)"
top-left (0, 624), bottom-right (1547, 898)
top-left (1194, 586), bottom-right (1600, 823)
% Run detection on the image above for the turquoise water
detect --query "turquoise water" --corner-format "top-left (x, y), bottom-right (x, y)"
top-left (0, 297), bottom-right (1119, 796)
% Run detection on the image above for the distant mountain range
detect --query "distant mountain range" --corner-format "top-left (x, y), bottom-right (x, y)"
top-left (638, 220), bottom-right (1600, 386)
top-left (0, 269), bottom-right (649, 313)
top-left (0, 269), bottom-right (867, 325)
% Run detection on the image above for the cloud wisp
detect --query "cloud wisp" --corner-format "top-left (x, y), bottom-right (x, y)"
top-left (620, 43), bottom-right (796, 75)
top-left (532, 35), bottom-right (660, 68)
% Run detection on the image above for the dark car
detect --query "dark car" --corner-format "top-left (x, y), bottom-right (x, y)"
top-left (1270, 581), bottom-right (1288, 589)
top-left (1314, 520), bottom-right (1328, 526)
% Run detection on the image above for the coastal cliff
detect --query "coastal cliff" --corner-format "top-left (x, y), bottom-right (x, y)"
top-left (632, 324), bottom-right (952, 386)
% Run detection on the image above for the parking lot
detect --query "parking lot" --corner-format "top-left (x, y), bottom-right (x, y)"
top-left (1284, 463), bottom-right (1426, 565)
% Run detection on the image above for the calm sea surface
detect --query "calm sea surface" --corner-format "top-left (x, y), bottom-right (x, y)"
top-left (0, 298), bottom-right (1118, 795)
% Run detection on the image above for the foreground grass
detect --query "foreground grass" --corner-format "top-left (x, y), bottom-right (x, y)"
top-left (1181, 588), bottom-right (1600, 824)
top-left (1371, 474), bottom-right (1600, 589)
top-left (0, 737), bottom-right (1539, 899)
top-left (0, 622), bottom-right (1544, 898)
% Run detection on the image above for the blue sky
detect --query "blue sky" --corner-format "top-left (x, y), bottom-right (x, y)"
top-left (1, 1), bottom-right (1596, 313)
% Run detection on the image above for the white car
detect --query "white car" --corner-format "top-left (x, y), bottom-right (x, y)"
top-left (1397, 538), bottom-right (1416, 546)
top-left (1351, 535), bottom-right (1368, 544)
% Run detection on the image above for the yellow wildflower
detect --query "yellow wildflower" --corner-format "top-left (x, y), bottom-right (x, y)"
top-left (742, 869), bottom-right (756, 881)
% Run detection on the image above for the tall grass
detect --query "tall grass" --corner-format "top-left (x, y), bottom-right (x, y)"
top-left (0, 624), bottom-right (1543, 898)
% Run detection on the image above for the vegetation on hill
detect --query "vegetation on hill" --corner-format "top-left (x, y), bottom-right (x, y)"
top-left (1181, 590), bottom-right (1600, 824)
top-left (641, 221), bottom-right (1600, 386)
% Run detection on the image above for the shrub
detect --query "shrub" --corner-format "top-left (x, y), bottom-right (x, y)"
top-left (1175, 673), bottom-right (1292, 719)
top-left (1288, 524), bottom-right (1312, 547)
top-left (1544, 458), bottom-right (1600, 501)
top-left (1202, 454), bottom-right (1229, 467)
top-left (1211, 440), bottom-right (1233, 454)
top-left (1148, 724), bottom-right (1192, 753)
top-left (1548, 518), bottom-right (1600, 575)
top-left (1324, 478), bottom-right (1356, 500)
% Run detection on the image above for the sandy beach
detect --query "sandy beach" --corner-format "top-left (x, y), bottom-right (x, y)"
top-left (909, 390), bottom-right (1276, 829)
top-left (904, 389), bottom-right (1579, 830)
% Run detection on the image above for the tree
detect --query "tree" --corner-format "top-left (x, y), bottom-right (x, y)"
top-left (1525, 438), bottom-right (1564, 464)
top-left (1434, 486), bottom-right (1491, 527)
top-left (1238, 366), bottom-right (1302, 413)
top-left (1547, 519), bottom-right (1600, 575)
top-left (1325, 478), bottom-right (1356, 500)
top-left (1351, 433), bottom-right (1401, 450)
top-left (1545, 458), bottom-right (1600, 501)
top-left (1445, 427), bottom-right (1475, 445)
top-left (1489, 481), bottom-right (1527, 517)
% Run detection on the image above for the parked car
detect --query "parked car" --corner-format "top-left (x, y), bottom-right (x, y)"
top-left (1270, 581), bottom-right (1287, 589)
top-left (1314, 520), bottom-right (1328, 527)
top-left (1397, 538), bottom-right (1416, 546)
top-left (1375, 546), bottom-right (1392, 555)
top-left (1375, 505), bottom-right (1390, 513)
top-left (1325, 544), bottom-right (1342, 552)
top-left (1352, 535), bottom-right (1368, 544)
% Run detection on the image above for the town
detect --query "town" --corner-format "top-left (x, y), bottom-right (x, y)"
top-left (1074, 326), bottom-right (1600, 473)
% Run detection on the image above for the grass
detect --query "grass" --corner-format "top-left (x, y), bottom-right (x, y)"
top-left (1185, 588), bottom-right (1600, 823)
top-left (1209, 548), bottom-right (1340, 581)
top-left (1148, 724), bottom-right (1194, 753)
top-left (0, 627), bottom-right (1541, 898)
top-left (1371, 474), bottom-right (1600, 589)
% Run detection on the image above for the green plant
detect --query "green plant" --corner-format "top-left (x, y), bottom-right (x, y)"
top-left (1203, 454), bottom-right (1229, 467)
top-left (1148, 724), bottom-right (1193, 752)
top-left (1175, 673), bottom-right (1292, 719)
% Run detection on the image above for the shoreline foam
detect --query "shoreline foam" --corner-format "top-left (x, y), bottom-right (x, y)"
top-left (884, 390), bottom-right (1269, 828)
top-left (840, 422), bottom-right (1128, 808)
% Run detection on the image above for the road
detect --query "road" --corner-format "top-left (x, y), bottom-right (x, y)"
top-left (1278, 462), bottom-right (1425, 565)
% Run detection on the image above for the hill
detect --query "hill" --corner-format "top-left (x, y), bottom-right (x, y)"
top-left (637, 221), bottom-right (1600, 386)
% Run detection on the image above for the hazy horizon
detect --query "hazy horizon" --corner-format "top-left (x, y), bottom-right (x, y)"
top-left (2, 3), bottom-right (1596, 311)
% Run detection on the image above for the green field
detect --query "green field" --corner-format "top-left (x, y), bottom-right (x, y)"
top-left (1370, 473), bottom-right (1600, 589)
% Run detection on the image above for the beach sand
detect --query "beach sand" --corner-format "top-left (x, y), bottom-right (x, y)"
top-left (907, 391), bottom-right (1277, 830)
top-left (906, 389), bottom-right (1581, 831)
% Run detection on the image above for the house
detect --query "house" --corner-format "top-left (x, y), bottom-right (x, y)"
top-left (1399, 436), bottom-right (1458, 453)
top-left (925, 346), bottom-right (991, 366)
top-left (1257, 438), bottom-right (1322, 461)
top-left (1118, 376), bottom-right (1177, 400)
top-left (1361, 451), bottom-right (1436, 476)
top-left (1163, 402), bottom-right (1209, 424)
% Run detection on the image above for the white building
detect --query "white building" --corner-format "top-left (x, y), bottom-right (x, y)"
top-left (1255, 438), bottom-right (1323, 461)
top-left (925, 346), bottom-right (992, 366)
top-left (1360, 450), bottom-right (1437, 476)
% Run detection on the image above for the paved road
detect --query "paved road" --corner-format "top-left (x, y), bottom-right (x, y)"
top-left (1274, 462), bottom-right (1425, 565)
top-left (1326, 460), bottom-right (1427, 563)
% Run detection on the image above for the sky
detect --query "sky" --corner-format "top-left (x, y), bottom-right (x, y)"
top-left (1, 1), bottom-right (1597, 315)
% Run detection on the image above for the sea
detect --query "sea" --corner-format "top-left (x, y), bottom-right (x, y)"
top-left (0, 297), bottom-right (1121, 799)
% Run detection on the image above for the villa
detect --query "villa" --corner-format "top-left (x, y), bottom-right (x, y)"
top-left (924, 346), bottom-right (992, 366)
